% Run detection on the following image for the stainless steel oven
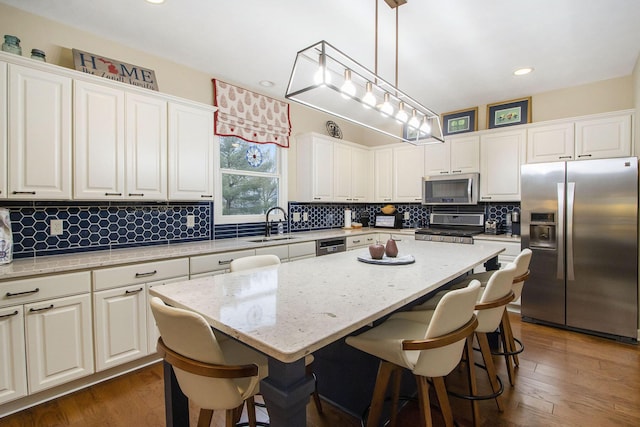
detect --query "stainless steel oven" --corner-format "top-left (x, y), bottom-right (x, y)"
top-left (422, 173), bottom-right (479, 205)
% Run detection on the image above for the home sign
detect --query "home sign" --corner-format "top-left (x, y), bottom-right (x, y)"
top-left (72, 48), bottom-right (159, 91)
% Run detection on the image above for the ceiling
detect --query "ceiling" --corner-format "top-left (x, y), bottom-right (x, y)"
top-left (4, 0), bottom-right (640, 115)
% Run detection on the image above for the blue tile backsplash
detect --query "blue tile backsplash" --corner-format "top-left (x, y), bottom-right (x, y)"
top-left (1, 200), bottom-right (519, 259)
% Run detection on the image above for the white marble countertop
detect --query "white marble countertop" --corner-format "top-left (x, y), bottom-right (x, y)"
top-left (150, 239), bottom-right (504, 363)
top-left (0, 228), bottom-right (416, 281)
top-left (474, 233), bottom-right (522, 243)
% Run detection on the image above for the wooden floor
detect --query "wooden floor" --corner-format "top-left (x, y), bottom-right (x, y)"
top-left (1, 313), bottom-right (639, 427)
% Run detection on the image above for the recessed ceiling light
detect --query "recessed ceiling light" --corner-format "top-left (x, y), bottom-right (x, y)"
top-left (259, 80), bottom-right (275, 87)
top-left (145, 0), bottom-right (165, 4)
top-left (514, 67), bottom-right (534, 76)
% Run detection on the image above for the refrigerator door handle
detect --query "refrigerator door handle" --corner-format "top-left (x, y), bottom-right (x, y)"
top-left (566, 182), bottom-right (575, 280)
top-left (557, 183), bottom-right (565, 280)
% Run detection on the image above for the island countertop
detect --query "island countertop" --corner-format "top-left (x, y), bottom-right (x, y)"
top-left (150, 238), bottom-right (503, 363)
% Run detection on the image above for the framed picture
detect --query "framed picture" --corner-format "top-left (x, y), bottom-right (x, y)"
top-left (487, 97), bottom-right (531, 129)
top-left (441, 107), bottom-right (478, 136)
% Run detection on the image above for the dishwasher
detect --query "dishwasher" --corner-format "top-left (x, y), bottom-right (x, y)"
top-left (316, 237), bottom-right (346, 256)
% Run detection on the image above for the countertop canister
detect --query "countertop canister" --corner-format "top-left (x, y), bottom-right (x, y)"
top-left (0, 208), bottom-right (13, 264)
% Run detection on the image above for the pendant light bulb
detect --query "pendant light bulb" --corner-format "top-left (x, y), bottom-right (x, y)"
top-left (313, 54), bottom-right (331, 86)
top-left (420, 116), bottom-right (432, 135)
top-left (340, 69), bottom-right (356, 98)
top-left (395, 102), bottom-right (409, 123)
top-left (408, 110), bottom-right (420, 129)
top-left (379, 93), bottom-right (394, 116)
top-left (362, 81), bottom-right (377, 108)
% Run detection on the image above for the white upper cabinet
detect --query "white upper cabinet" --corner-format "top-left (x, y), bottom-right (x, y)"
top-left (526, 122), bottom-right (575, 163)
top-left (75, 81), bottom-right (168, 200)
top-left (393, 144), bottom-right (425, 203)
top-left (168, 101), bottom-right (215, 200)
top-left (74, 80), bottom-right (126, 199)
top-left (0, 62), bottom-right (6, 199)
top-left (480, 129), bottom-right (525, 202)
top-left (574, 112), bottom-right (631, 160)
top-left (373, 147), bottom-right (393, 202)
top-left (125, 93), bottom-right (167, 200)
top-left (424, 135), bottom-right (479, 176)
top-left (8, 64), bottom-right (72, 199)
top-left (333, 142), bottom-right (371, 202)
top-left (296, 133), bottom-right (334, 202)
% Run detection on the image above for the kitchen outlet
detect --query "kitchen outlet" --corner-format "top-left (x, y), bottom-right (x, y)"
top-left (186, 215), bottom-right (195, 228)
top-left (292, 212), bottom-right (301, 222)
top-left (303, 212), bottom-right (309, 221)
top-left (50, 219), bottom-right (64, 236)
top-left (404, 212), bottom-right (410, 220)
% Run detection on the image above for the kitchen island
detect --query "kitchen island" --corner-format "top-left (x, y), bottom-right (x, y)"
top-left (150, 238), bottom-right (503, 427)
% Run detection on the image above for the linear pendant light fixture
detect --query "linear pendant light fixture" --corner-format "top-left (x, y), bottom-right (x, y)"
top-left (285, 0), bottom-right (443, 144)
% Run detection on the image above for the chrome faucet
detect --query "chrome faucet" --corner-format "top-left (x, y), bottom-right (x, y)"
top-left (265, 206), bottom-right (287, 237)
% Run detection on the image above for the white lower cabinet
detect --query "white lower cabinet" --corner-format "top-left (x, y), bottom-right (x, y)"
top-left (92, 258), bottom-right (189, 371)
top-left (0, 271), bottom-right (93, 400)
top-left (26, 293), bottom-right (93, 393)
top-left (0, 305), bottom-right (26, 405)
top-left (255, 244), bottom-right (289, 261)
top-left (189, 249), bottom-right (256, 278)
top-left (287, 241), bottom-right (316, 261)
top-left (346, 234), bottom-right (376, 250)
top-left (93, 284), bottom-right (148, 372)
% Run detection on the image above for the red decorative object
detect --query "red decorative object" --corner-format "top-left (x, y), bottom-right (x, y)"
top-left (369, 242), bottom-right (385, 260)
top-left (385, 239), bottom-right (398, 258)
top-left (213, 79), bottom-right (291, 148)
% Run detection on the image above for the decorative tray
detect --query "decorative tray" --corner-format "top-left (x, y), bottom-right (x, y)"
top-left (357, 253), bottom-right (415, 265)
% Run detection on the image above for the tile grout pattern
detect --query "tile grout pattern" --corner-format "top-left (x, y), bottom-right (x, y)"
top-left (1, 200), bottom-right (519, 259)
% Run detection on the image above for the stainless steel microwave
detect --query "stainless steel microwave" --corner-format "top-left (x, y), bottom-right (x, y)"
top-left (422, 173), bottom-right (479, 205)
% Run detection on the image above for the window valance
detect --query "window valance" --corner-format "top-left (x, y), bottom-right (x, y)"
top-left (213, 79), bottom-right (291, 148)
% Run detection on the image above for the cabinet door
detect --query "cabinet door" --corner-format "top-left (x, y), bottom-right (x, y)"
top-left (393, 145), bottom-right (424, 202)
top-left (126, 93), bottom-right (167, 200)
top-left (8, 64), bottom-right (72, 199)
top-left (0, 62), bottom-right (6, 199)
top-left (526, 122), bottom-right (574, 163)
top-left (25, 293), bottom-right (94, 393)
top-left (351, 145), bottom-right (371, 202)
top-left (575, 113), bottom-right (631, 160)
top-left (168, 102), bottom-right (215, 200)
top-left (94, 285), bottom-right (147, 371)
top-left (373, 148), bottom-right (393, 202)
top-left (423, 140), bottom-right (450, 176)
top-left (333, 143), bottom-right (352, 202)
top-left (480, 130), bottom-right (525, 202)
top-left (310, 137), bottom-right (334, 201)
top-left (0, 305), bottom-right (27, 405)
top-left (450, 135), bottom-right (480, 173)
top-left (146, 276), bottom-right (188, 354)
top-left (74, 80), bottom-right (125, 199)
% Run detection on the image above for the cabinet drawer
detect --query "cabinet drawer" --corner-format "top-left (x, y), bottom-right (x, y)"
top-left (0, 271), bottom-right (90, 308)
top-left (255, 245), bottom-right (289, 261)
top-left (93, 258), bottom-right (189, 291)
top-left (190, 249), bottom-right (256, 275)
top-left (346, 234), bottom-right (376, 249)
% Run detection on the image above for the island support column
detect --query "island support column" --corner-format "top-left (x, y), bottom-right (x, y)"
top-left (260, 357), bottom-right (315, 427)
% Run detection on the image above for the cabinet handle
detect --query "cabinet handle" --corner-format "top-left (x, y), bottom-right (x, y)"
top-left (125, 287), bottom-right (144, 295)
top-left (6, 288), bottom-right (40, 297)
top-left (452, 170), bottom-right (462, 173)
top-left (128, 193), bottom-right (144, 197)
top-left (414, 198), bottom-right (421, 201)
top-left (29, 304), bottom-right (54, 313)
top-left (135, 270), bottom-right (157, 278)
top-left (559, 155), bottom-right (572, 159)
top-left (578, 154), bottom-right (592, 158)
top-left (313, 197), bottom-right (322, 200)
top-left (200, 194), bottom-right (213, 198)
top-left (12, 191), bottom-right (36, 195)
top-left (218, 259), bottom-right (233, 265)
top-left (0, 310), bottom-right (19, 319)
top-left (439, 171), bottom-right (449, 174)
top-left (105, 192), bottom-right (122, 196)
top-left (481, 196), bottom-right (492, 200)
top-left (384, 198), bottom-right (391, 201)
top-left (353, 239), bottom-right (361, 244)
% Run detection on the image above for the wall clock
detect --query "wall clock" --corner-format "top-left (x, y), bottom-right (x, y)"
top-left (246, 146), bottom-right (263, 167)
top-left (326, 120), bottom-right (343, 139)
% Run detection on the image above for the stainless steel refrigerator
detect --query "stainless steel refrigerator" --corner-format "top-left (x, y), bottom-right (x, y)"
top-left (521, 157), bottom-right (638, 341)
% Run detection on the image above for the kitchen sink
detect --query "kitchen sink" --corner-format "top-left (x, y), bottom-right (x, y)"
top-left (246, 236), bottom-right (298, 243)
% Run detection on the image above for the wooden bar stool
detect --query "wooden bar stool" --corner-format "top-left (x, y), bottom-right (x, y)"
top-left (346, 280), bottom-right (481, 427)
